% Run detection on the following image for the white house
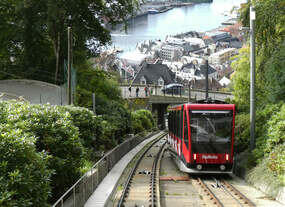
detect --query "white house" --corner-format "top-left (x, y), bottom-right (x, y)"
top-left (219, 76), bottom-right (231, 87)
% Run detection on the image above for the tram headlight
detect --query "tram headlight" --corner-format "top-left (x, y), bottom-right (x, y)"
top-left (220, 165), bottom-right (226, 171)
top-left (196, 164), bottom-right (202, 170)
top-left (226, 154), bottom-right (229, 161)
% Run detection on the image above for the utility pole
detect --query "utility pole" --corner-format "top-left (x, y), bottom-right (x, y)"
top-left (205, 59), bottom-right (209, 101)
top-left (188, 83), bottom-right (191, 102)
top-left (250, 6), bottom-right (256, 151)
top-left (67, 27), bottom-right (72, 105)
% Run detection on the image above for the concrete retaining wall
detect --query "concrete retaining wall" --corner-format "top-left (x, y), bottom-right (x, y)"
top-left (0, 79), bottom-right (67, 105)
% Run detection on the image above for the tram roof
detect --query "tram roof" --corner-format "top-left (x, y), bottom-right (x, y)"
top-left (168, 103), bottom-right (235, 111)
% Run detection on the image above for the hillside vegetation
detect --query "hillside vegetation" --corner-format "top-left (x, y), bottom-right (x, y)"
top-left (0, 100), bottom-right (155, 206)
top-left (231, 0), bottom-right (285, 196)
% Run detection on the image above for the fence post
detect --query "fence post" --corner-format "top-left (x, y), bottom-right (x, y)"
top-left (73, 188), bottom-right (76, 207)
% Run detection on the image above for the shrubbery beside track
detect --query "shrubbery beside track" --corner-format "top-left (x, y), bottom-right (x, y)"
top-left (0, 100), bottom-right (155, 206)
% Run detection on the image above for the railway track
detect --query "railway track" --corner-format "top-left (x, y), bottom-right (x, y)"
top-left (194, 176), bottom-right (256, 207)
top-left (112, 139), bottom-right (259, 207)
top-left (117, 134), bottom-right (167, 207)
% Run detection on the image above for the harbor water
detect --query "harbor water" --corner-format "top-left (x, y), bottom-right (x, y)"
top-left (111, 0), bottom-right (246, 52)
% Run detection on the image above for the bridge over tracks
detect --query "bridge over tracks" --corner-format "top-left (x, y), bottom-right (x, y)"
top-left (120, 85), bottom-right (233, 129)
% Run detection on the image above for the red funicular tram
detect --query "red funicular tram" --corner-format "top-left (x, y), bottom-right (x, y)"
top-left (167, 102), bottom-right (235, 173)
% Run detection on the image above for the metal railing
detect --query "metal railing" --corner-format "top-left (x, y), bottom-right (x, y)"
top-left (120, 84), bottom-right (233, 101)
top-left (52, 130), bottom-right (159, 207)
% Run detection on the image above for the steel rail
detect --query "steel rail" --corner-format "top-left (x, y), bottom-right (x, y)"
top-left (117, 133), bottom-right (166, 207)
top-left (213, 177), bottom-right (244, 207)
top-left (198, 177), bottom-right (224, 207)
top-left (221, 180), bottom-right (256, 207)
top-left (151, 141), bottom-right (167, 207)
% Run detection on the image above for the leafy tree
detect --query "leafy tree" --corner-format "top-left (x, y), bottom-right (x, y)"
top-left (0, 0), bottom-right (56, 82)
top-left (231, 46), bottom-right (265, 112)
top-left (238, 0), bottom-right (285, 106)
top-left (231, 47), bottom-right (250, 111)
top-left (0, 0), bottom-right (139, 83)
top-left (264, 41), bottom-right (285, 103)
top-left (240, 0), bottom-right (285, 56)
top-left (75, 61), bottom-right (123, 110)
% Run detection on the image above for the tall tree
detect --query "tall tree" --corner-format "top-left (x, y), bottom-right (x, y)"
top-left (240, 0), bottom-right (285, 56)
top-left (0, 0), bottom-right (139, 83)
top-left (237, 0), bottom-right (285, 106)
top-left (44, 0), bottom-right (139, 83)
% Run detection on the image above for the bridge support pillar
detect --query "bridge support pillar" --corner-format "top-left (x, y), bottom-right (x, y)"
top-left (152, 103), bottom-right (168, 130)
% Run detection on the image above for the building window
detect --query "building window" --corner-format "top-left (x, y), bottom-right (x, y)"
top-left (158, 77), bottom-right (164, 86)
top-left (140, 76), bottom-right (146, 85)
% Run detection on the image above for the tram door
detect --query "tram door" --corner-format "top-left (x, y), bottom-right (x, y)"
top-left (182, 109), bottom-right (190, 162)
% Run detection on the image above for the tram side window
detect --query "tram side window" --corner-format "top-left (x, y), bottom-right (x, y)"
top-left (170, 112), bottom-right (173, 133)
top-left (190, 119), bottom-right (198, 142)
top-left (173, 111), bottom-right (177, 136)
top-left (169, 112), bottom-right (172, 133)
top-left (177, 111), bottom-right (181, 139)
top-left (180, 110), bottom-right (183, 140)
top-left (175, 111), bottom-right (178, 137)
top-left (184, 111), bottom-right (189, 148)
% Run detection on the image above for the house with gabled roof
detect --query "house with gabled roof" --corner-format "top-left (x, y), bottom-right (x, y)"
top-left (132, 62), bottom-right (178, 86)
top-left (180, 61), bottom-right (218, 80)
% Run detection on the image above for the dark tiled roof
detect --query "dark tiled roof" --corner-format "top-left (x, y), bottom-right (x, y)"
top-left (181, 62), bottom-right (195, 71)
top-left (133, 63), bottom-right (176, 85)
top-left (200, 64), bottom-right (216, 75)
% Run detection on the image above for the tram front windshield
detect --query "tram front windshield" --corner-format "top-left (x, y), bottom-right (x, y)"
top-left (190, 110), bottom-right (233, 143)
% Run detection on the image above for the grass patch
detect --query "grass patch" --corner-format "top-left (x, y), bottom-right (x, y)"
top-left (117, 184), bottom-right (123, 191)
top-left (80, 160), bottom-right (94, 174)
top-left (246, 157), bottom-right (284, 198)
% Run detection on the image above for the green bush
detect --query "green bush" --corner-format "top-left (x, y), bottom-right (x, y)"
top-left (252, 103), bottom-right (283, 160)
top-left (60, 105), bottom-right (103, 149)
top-left (234, 113), bottom-right (250, 153)
top-left (249, 103), bottom-right (285, 183)
top-left (131, 109), bottom-right (154, 134)
top-left (1, 101), bottom-right (86, 201)
top-left (0, 125), bottom-right (52, 207)
top-left (268, 144), bottom-right (285, 184)
top-left (131, 112), bottom-right (144, 134)
top-left (136, 109), bottom-right (155, 127)
top-left (246, 156), bottom-right (284, 198)
top-left (264, 104), bottom-right (285, 154)
top-left (99, 119), bottom-right (119, 151)
top-left (0, 100), bottom-right (154, 205)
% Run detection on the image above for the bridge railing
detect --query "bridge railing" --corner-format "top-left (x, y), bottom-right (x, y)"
top-left (52, 130), bottom-right (158, 207)
top-left (120, 84), bottom-right (233, 101)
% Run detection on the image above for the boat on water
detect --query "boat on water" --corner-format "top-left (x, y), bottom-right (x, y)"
top-left (148, 8), bottom-right (159, 14)
top-left (148, 6), bottom-right (173, 14)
